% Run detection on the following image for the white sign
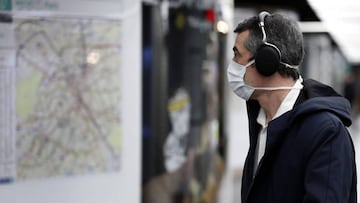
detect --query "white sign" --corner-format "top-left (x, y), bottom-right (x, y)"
top-left (12, 0), bottom-right (126, 18)
top-left (0, 21), bottom-right (16, 184)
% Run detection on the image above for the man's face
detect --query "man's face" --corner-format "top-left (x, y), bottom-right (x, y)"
top-left (232, 30), bottom-right (260, 88)
top-left (232, 30), bottom-right (252, 65)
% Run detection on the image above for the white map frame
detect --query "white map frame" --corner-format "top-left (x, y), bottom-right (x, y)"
top-left (0, 0), bottom-right (141, 203)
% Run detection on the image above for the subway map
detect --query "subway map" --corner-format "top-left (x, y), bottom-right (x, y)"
top-left (14, 17), bottom-right (122, 180)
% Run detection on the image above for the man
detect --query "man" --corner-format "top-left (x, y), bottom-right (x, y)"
top-left (227, 11), bottom-right (357, 202)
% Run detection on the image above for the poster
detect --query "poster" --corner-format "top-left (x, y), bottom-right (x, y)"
top-left (0, 1), bottom-right (141, 202)
top-left (15, 17), bottom-right (122, 180)
top-left (0, 0), bottom-right (127, 183)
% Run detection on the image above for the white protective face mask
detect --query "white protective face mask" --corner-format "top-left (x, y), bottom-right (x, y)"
top-left (227, 60), bottom-right (303, 100)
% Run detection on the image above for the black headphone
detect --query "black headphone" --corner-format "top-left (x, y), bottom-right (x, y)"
top-left (255, 11), bottom-right (282, 76)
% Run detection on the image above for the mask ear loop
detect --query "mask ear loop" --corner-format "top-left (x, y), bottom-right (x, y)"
top-left (281, 62), bottom-right (299, 69)
top-left (245, 59), bottom-right (255, 68)
top-left (253, 77), bottom-right (304, 91)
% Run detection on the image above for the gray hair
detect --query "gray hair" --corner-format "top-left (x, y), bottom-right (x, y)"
top-left (234, 13), bottom-right (304, 79)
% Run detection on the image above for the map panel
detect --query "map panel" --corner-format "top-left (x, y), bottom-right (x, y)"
top-left (15, 17), bottom-right (122, 180)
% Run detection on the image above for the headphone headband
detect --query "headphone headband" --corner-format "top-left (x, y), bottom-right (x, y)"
top-left (259, 11), bottom-right (270, 25)
top-left (258, 11), bottom-right (270, 42)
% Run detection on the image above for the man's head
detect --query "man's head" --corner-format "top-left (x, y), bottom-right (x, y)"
top-left (233, 12), bottom-right (304, 80)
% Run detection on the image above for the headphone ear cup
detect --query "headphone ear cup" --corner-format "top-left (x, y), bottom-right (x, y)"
top-left (255, 44), bottom-right (281, 76)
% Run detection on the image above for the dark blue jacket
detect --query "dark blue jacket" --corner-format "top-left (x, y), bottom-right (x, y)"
top-left (241, 79), bottom-right (357, 203)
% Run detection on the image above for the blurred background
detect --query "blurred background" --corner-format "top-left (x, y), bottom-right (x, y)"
top-left (0, 0), bottom-right (359, 202)
top-left (142, 0), bottom-right (360, 202)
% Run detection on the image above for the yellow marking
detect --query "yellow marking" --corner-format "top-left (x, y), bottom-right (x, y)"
top-left (16, 71), bottom-right (42, 119)
top-left (168, 96), bottom-right (189, 112)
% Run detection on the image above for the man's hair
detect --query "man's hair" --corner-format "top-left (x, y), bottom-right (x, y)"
top-left (234, 13), bottom-right (304, 79)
